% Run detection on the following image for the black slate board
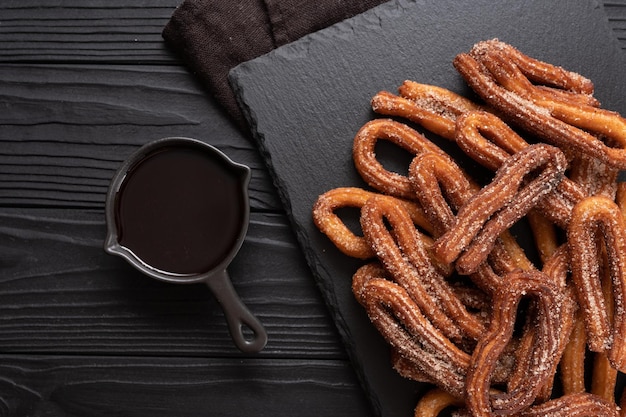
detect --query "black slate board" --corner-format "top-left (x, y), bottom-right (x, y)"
top-left (230, 0), bottom-right (626, 416)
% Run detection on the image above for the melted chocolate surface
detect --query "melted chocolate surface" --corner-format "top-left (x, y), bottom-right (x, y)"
top-left (115, 146), bottom-right (245, 275)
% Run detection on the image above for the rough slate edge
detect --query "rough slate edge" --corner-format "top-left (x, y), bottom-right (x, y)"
top-left (230, 0), bottom-right (626, 415)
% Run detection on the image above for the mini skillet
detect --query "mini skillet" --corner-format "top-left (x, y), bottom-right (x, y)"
top-left (104, 137), bottom-right (267, 353)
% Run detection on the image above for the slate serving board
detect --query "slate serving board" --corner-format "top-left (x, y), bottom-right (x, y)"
top-left (230, 0), bottom-right (626, 415)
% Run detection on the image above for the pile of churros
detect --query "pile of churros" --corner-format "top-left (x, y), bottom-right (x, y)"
top-left (312, 39), bottom-right (626, 416)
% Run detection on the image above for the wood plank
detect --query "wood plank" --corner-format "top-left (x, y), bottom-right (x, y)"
top-left (0, 355), bottom-right (373, 417)
top-left (0, 0), bottom-right (179, 64)
top-left (0, 0), bottom-right (624, 65)
top-left (0, 208), bottom-right (344, 358)
top-left (0, 63), bottom-right (281, 210)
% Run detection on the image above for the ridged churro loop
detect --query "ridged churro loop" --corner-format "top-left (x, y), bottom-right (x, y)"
top-left (408, 152), bottom-right (479, 236)
top-left (454, 110), bottom-right (527, 171)
top-left (352, 118), bottom-right (448, 199)
top-left (568, 196), bottom-right (626, 371)
top-left (352, 265), bottom-right (469, 398)
top-left (465, 270), bottom-right (565, 417)
top-left (351, 262), bottom-right (387, 306)
top-left (408, 150), bottom-right (532, 288)
top-left (455, 110), bottom-right (586, 228)
top-left (476, 42), bottom-right (624, 145)
top-left (501, 276), bottom-right (575, 404)
top-left (312, 187), bottom-right (431, 259)
top-left (473, 39), bottom-right (593, 95)
top-left (475, 40), bottom-right (598, 107)
top-left (453, 42), bottom-right (626, 170)
top-left (399, 81), bottom-right (482, 116)
top-left (370, 81), bottom-right (483, 141)
top-left (360, 194), bottom-right (486, 341)
top-left (433, 144), bottom-right (567, 275)
top-left (371, 91), bottom-right (457, 141)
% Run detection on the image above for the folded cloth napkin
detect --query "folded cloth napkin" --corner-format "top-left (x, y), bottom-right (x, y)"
top-left (162, 0), bottom-right (389, 130)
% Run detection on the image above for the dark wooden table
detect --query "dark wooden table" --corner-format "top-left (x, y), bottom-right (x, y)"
top-left (0, 2), bottom-right (624, 416)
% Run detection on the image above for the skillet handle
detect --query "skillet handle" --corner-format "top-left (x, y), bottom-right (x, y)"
top-left (205, 270), bottom-right (268, 353)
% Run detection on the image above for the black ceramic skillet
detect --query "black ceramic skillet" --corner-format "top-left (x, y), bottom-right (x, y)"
top-left (104, 137), bottom-right (267, 353)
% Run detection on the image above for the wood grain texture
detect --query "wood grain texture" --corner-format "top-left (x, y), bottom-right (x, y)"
top-left (0, 0), bottom-right (180, 64)
top-left (0, 64), bottom-right (281, 210)
top-left (0, 208), bottom-right (344, 358)
top-left (0, 355), bottom-right (373, 417)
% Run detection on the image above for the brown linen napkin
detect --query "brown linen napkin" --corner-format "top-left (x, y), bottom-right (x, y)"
top-left (162, 0), bottom-right (389, 130)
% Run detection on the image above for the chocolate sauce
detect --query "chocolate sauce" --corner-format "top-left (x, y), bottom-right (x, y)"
top-left (114, 145), bottom-right (246, 275)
